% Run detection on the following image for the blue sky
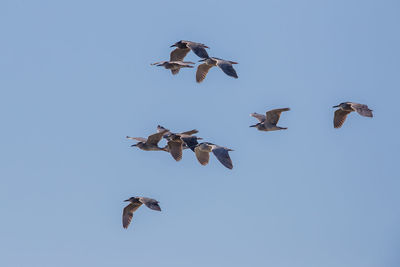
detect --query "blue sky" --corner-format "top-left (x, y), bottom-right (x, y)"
top-left (1, 0), bottom-right (400, 266)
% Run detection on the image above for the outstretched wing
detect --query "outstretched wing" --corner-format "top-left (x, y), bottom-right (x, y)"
top-left (350, 103), bottom-right (373, 117)
top-left (194, 146), bottom-right (210, 166)
top-left (122, 202), bottom-right (142, 229)
top-left (196, 63), bottom-right (214, 83)
top-left (266, 108), bottom-right (290, 125)
top-left (250, 112), bottom-right (266, 122)
top-left (216, 60), bottom-right (238, 78)
top-left (180, 129), bottom-right (198, 136)
top-left (126, 136), bottom-right (147, 142)
top-left (139, 197), bottom-right (161, 211)
top-left (147, 130), bottom-right (169, 145)
top-left (170, 48), bottom-right (190, 61)
top-left (334, 109), bottom-right (351, 128)
top-left (212, 146), bottom-right (233, 170)
top-left (187, 42), bottom-right (209, 59)
top-left (181, 136), bottom-right (199, 151)
top-left (167, 139), bottom-right (183, 161)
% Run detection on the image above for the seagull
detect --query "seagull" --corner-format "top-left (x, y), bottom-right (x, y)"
top-left (250, 108), bottom-right (290, 131)
top-left (170, 40), bottom-right (209, 61)
top-left (122, 197), bottom-right (161, 229)
top-left (333, 102), bottom-right (373, 128)
top-left (126, 129), bottom-right (169, 151)
top-left (156, 125), bottom-right (201, 161)
top-left (196, 57), bottom-right (238, 83)
top-left (194, 142), bottom-right (234, 169)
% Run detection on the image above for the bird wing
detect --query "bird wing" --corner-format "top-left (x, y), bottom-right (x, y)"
top-left (212, 146), bottom-right (233, 170)
top-left (122, 202), bottom-right (142, 229)
top-left (179, 129), bottom-right (198, 136)
top-left (196, 63), bottom-right (214, 83)
top-left (150, 61), bottom-right (166, 65)
top-left (170, 48), bottom-right (190, 61)
top-left (167, 139), bottom-right (183, 161)
top-left (265, 108), bottom-right (290, 125)
top-left (194, 146), bottom-right (210, 166)
top-left (250, 112), bottom-right (266, 122)
top-left (334, 109), bottom-right (351, 128)
top-left (146, 130), bottom-right (168, 145)
top-left (126, 136), bottom-right (147, 142)
top-left (139, 197), bottom-right (161, 211)
top-left (216, 60), bottom-right (238, 78)
top-left (181, 136), bottom-right (199, 151)
top-left (186, 42), bottom-right (209, 59)
top-left (350, 103), bottom-right (373, 117)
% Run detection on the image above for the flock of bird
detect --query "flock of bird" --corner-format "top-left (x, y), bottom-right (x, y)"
top-left (122, 40), bottom-right (374, 229)
top-left (151, 40), bottom-right (238, 82)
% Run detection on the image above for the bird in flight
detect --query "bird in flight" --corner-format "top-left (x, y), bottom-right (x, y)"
top-left (126, 129), bottom-right (169, 151)
top-left (196, 57), bottom-right (238, 83)
top-left (122, 197), bottom-right (161, 229)
top-left (250, 108), bottom-right (290, 131)
top-left (151, 61), bottom-right (195, 75)
top-left (170, 40), bottom-right (210, 61)
top-left (333, 102), bottom-right (373, 128)
top-left (194, 142), bottom-right (234, 169)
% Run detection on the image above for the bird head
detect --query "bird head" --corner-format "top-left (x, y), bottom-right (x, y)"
top-left (333, 102), bottom-right (346, 108)
top-left (170, 40), bottom-right (182, 48)
top-left (124, 197), bottom-right (137, 202)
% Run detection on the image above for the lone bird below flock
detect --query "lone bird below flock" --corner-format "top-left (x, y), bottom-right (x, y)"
top-left (122, 197), bottom-right (161, 229)
top-left (196, 57), bottom-right (238, 83)
top-left (333, 102), bottom-right (373, 128)
top-left (170, 40), bottom-right (209, 61)
top-left (126, 129), bottom-right (169, 151)
top-left (250, 108), bottom-right (290, 131)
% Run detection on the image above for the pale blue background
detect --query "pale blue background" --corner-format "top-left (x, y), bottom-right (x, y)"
top-left (1, 0), bottom-right (399, 266)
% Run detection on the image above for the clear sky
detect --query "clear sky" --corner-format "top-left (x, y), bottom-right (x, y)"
top-left (1, 0), bottom-right (400, 266)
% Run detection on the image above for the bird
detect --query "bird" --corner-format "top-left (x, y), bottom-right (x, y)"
top-left (194, 142), bottom-right (234, 169)
top-left (126, 129), bottom-right (169, 151)
top-left (151, 61), bottom-right (195, 75)
top-left (156, 125), bottom-right (201, 161)
top-left (122, 197), bottom-right (161, 229)
top-left (333, 102), bottom-right (373, 128)
top-left (196, 57), bottom-right (238, 83)
top-left (250, 108), bottom-right (290, 131)
top-left (170, 40), bottom-right (209, 61)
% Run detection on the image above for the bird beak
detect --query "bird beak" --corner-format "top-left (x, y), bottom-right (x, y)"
top-left (332, 105), bottom-right (339, 108)
top-left (249, 124), bottom-right (256, 127)
top-left (170, 44), bottom-right (176, 48)
top-left (230, 61), bottom-right (238, 64)
top-left (131, 144), bottom-right (137, 147)
top-left (198, 59), bottom-right (206, 62)
top-left (197, 137), bottom-right (203, 140)
top-left (124, 199), bottom-right (130, 202)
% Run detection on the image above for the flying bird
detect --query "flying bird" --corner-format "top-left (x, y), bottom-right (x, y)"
top-left (196, 57), bottom-right (238, 83)
top-left (122, 197), bottom-right (161, 229)
top-left (126, 129), bottom-right (169, 151)
top-left (194, 142), bottom-right (234, 169)
top-left (170, 40), bottom-right (209, 61)
top-left (250, 108), bottom-right (290, 131)
top-left (151, 61), bottom-right (195, 75)
top-left (333, 102), bottom-right (373, 128)
top-left (157, 125), bottom-right (201, 161)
